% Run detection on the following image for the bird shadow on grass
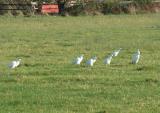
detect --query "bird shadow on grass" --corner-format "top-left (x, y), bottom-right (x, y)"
top-left (0, 75), bottom-right (17, 83)
top-left (96, 110), bottom-right (107, 113)
top-left (145, 78), bottom-right (159, 83)
top-left (23, 63), bottom-right (55, 68)
top-left (135, 66), bottom-right (155, 71)
top-left (111, 64), bottom-right (127, 67)
top-left (125, 78), bottom-right (159, 86)
top-left (145, 25), bottom-right (160, 30)
top-left (10, 54), bottom-right (31, 58)
top-left (57, 42), bottom-right (74, 47)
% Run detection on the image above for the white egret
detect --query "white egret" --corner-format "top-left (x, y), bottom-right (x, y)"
top-left (86, 56), bottom-right (97, 66)
top-left (112, 48), bottom-right (122, 57)
top-left (9, 59), bottom-right (21, 69)
top-left (74, 55), bottom-right (84, 65)
top-left (15, 59), bottom-right (21, 67)
top-left (132, 49), bottom-right (140, 64)
top-left (104, 54), bottom-right (113, 65)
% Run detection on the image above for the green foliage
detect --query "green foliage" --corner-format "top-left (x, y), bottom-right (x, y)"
top-left (0, 0), bottom-right (158, 16)
top-left (66, 1), bottom-right (103, 16)
top-left (134, 0), bottom-right (153, 5)
top-left (102, 0), bottom-right (120, 14)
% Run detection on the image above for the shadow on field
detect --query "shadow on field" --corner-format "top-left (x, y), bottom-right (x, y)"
top-left (0, 77), bottom-right (17, 83)
top-left (112, 64), bottom-right (127, 67)
top-left (125, 78), bottom-right (160, 86)
top-left (96, 110), bottom-right (106, 113)
top-left (57, 42), bottom-right (74, 47)
top-left (136, 66), bottom-right (156, 71)
top-left (10, 54), bottom-right (31, 58)
top-left (23, 63), bottom-right (54, 68)
top-left (146, 25), bottom-right (160, 30)
top-left (145, 78), bottom-right (159, 83)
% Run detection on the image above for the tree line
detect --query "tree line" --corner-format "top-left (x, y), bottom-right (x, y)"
top-left (0, 0), bottom-right (157, 16)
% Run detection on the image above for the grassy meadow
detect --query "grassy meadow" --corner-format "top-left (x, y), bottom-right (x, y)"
top-left (0, 14), bottom-right (160, 113)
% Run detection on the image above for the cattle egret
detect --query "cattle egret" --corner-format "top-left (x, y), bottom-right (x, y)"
top-left (132, 49), bottom-right (140, 64)
top-left (9, 59), bottom-right (21, 69)
top-left (112, 48), bottom-right (122, 57)
top-left (104, 54), bottom-right (113, 65)
top-left (86, 56), bottom-right (97, 66)
top-left (74, 55), bottom-right (84, 65)
top-left (15, 59), bottom-right (21, 67)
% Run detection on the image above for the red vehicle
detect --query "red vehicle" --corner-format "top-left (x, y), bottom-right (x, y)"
top-left (41, 4), bottom-right (59, 14)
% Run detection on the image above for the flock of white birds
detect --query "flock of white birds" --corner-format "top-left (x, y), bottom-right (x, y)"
top-left (8, 48), bottom-right (141, 69)
top-left (74, 48), bottom-right (141, 66)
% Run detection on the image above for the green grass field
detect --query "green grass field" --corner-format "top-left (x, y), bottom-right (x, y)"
top-left (0, 14), bottom-right (160, 113)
